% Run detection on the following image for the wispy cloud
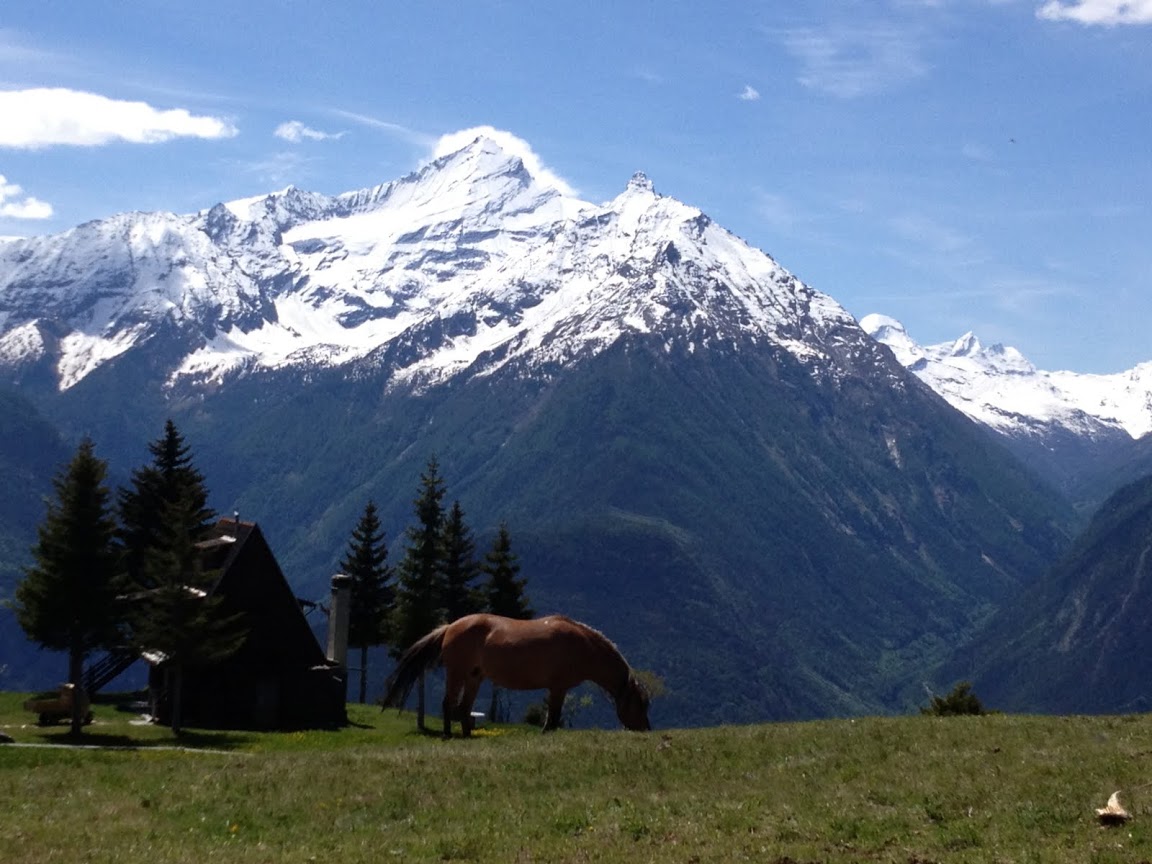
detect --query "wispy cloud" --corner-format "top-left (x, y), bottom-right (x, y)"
top-left (985, 274), bottom-right (1077, 314)
top-left (0, 174), bottom-right (52, 219)
top-left (889, 212), bottom-right (974, 257)
top-left (777, 24), bottom-right (928, 97)
top-left (0, 29), bottom-right (60, 67)
top-left (329, 109), bottom-right (431, 147)
top-left (1037, 0), bottom-right (1152, 24)
top-left (961, 141), bottom-right (994, 162)
top-left (234, 150), bottom-right (316, 187)
top-left (0, 88), bottom-right (237, 149)
top-left (755, 190), bottom-right (805, 234)
top-left (738, 84), bottom-right (761, 101)
top-left (274, 120), bottom-right (345, 143)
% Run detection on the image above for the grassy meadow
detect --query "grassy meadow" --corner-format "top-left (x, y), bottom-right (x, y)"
top-left (3, 691), bottom-right (1152, 863)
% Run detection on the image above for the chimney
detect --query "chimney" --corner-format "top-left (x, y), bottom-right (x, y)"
top-left (326, 574), bottom-right (353, 667)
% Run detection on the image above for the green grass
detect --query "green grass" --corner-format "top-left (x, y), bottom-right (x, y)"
top-left (3, 691), bottom-right (1152, 863)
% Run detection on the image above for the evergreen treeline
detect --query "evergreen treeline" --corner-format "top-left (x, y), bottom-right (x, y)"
top-left (14, 430), bottom-right (531, 736)
top-left (346, 454), bottom-right (533, 730)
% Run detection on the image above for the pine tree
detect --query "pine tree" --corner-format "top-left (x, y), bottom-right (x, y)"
top-left (338, 500), bottom-right (393, 704)
top-left (391, 456), bottom-right (447, 731)
top-left (440, 500), bottom-right (482, 622)
top-left (14, 438), bottom-right (120, 736)
top-left (118, 420), bottom-right (215, 590)
top-left (131, 492), bottom-right (246, 736)
top-left (483, 522), bottom-right (532, 619)
top-left (481, 522), bottom-right (532, 720)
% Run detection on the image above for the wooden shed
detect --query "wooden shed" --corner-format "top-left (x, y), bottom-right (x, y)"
top-left (148, 518), bottom-right (347, 730)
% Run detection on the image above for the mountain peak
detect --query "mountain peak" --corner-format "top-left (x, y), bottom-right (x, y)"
top-left (426, 127), bottom-right (577, 198)
top-left (860, 314), bottom-right (922, 367)
top-left (867, 314), bottom-right (1152, 441)
top-left (950, 332), bottom-right (982, 357)
top-left (627, 171), bottom-right (655, 193)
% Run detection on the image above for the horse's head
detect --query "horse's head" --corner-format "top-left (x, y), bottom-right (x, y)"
top-left (616, 673), bottom-right (652, 731)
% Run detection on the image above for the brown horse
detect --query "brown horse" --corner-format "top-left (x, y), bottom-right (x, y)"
top-left (381, 613), bottom-right (651, 737)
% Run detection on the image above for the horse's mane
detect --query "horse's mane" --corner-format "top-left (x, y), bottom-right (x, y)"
top-left (545, 614), bottom-right (622, 654)
top-left (543, 614), bottom-right (645, 695)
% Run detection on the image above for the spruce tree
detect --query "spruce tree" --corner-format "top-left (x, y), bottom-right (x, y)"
top-left (14, 438), bottom-right (120, 736)
top-left (483, 522), bottom-right (532, 620)
top-left (131, 492), bottom-right (246, 735)
top-left (481, 522), bottom-right (532, 720)
top-left (118, 420), bottom-right (215, 590)
top-left (338, 500), bottom-right (393, 704)
top-left (440, 500), bottom-right (482, 622)
top-left (391, 456), bottom-right (447, 731)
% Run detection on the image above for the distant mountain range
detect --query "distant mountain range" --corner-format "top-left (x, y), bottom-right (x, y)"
top-left (863, 314), bottom-right (1152, 507)
top-left (1, 134), bottom-right (1139, 722)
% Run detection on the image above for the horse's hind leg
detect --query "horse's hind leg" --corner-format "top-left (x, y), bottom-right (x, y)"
top-left (442, 670), bottom-right (464, 739)
top-left (458, 672), bottom-right (484, 738)
top-left (543, 688), bottom-right (567, 732)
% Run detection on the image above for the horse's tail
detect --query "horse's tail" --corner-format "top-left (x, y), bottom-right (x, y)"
top-left (380, 624), bottom-right (450, 709)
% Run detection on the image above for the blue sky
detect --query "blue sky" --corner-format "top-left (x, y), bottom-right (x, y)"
top-left (1, 1), bottom-right (1149, 373)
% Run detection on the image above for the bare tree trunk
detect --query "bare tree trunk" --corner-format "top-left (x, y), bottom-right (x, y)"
top-left (417, 671), bottom-right (427, 731)
top-left (170, 665), bottom-right (184, 737)
top-left (68, 646), bottom-right (84, 737)
top-left (358, 645), bottom-right (369, 704)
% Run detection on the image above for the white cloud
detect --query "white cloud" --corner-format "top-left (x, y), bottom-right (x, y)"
top-left (431, 126), bottom-right (577, 196)
top-left (330, 109), bottom-right (430, 146)
top-left (274, 120), bottom-right (345, 143)
top-left (739, 85), bottom-right (761, 101)
top-left (778, 25), bottom-right (927, 97)
top-left (1037, 0), bottom-right (1152, 24)
top-left (0, 88), bottom-right (237, 149)
top-left (235, 151), bottom-right (315, 186)
top-left (0, 174), bottom-right (52, 219)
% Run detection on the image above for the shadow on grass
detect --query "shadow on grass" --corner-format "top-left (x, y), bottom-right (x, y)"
top-left (34, 728), bottom-right (255, 750)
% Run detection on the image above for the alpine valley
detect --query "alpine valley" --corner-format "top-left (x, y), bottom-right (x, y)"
top-left (1, 134), bottom-right (1143, 725)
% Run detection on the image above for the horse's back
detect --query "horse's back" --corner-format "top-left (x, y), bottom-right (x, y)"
top-left (444, 614), bottom-right (600, 691)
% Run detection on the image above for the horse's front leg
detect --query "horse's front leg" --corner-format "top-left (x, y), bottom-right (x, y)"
top-left (440, 693), bottom-right (453, 738)
top-left (543, 688), bottom-right (567, 732)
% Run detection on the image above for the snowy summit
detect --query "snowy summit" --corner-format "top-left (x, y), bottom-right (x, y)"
top-left (861, 313), bottom-right (1152, 441)
top-left (0, 134), bottom-right (863, 393)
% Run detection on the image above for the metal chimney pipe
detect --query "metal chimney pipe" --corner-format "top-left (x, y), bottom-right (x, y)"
top-left (326, 574), bottom-right (353, 667)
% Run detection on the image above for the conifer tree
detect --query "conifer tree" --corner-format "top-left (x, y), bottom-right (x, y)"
top-left (118, 420), bottom-right (215, 590)
top-left (481, 522), bottom-right (532, 720)
top-left (14, 438), bottom-right (120, 736)
top-left (440, 500), bottom-right (482, 622)
top-left (131, 492), bottom-right (246, 736)
top-left (483, 522), bottom-right (532, 620)
top-left (339, 500), bottom-right (393, 704)
top-left (391, 456), bottom-right (448, 730)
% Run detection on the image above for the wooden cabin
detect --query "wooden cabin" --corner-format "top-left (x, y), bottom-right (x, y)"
top-left (148, 518), bottom-right (347, 730)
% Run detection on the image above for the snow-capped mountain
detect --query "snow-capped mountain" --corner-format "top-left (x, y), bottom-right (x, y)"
top-left (0, 136), bottom-right (860, 394)
top-left (862, 313), bottom-right (1152, 441)
top-left (0, 135), bottom-right (1086, 722)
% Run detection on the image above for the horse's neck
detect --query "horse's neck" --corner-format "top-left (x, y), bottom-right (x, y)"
top-left (584, 631), bottom-right (630, 695)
